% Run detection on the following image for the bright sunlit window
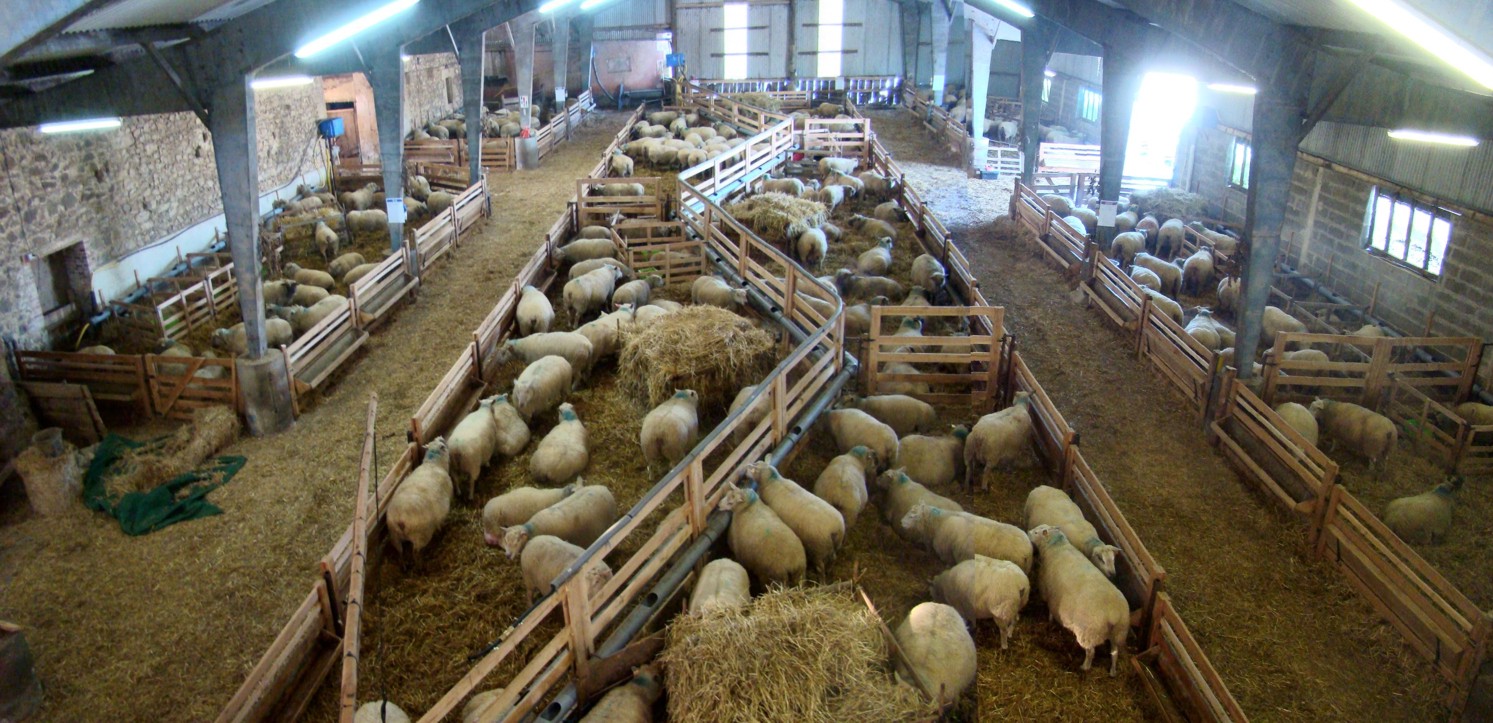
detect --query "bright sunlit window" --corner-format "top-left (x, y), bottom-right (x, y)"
top-left (1365, 188), bottom-right (1454, 276)
top-left (723, 3), bottom-right (749, 79)
top-left (1078, 87), bottom-right (1101, 122)
top-left (818, 0), bottom-right (844, 78)
top-left (1042, 76), bottom-right (1051, 102)
top-left (1123, 72), bottom-right (1197, 183)
top-left (1228, 136), bottom-right (1252, 190)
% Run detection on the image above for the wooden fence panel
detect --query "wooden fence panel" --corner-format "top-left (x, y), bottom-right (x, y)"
top-left (1210, 380), bottom-right (1337, 518)
top-left (16, 351), bottom-right (151, 416)
top-left (1065, 447), bottom-right (1166, 612)
top-left (576, 177), bottom-right (664, 225)
top-left (284, 304), bottom-right (368, 395)
top-left (1138, 301), bottom-right (1216, 417)
top-left (348, 249), bottom-right (416, 328)
top-left (618, 221), bottom-right (703, 286)
top-left (799, 117), bottom-right (871, 160)
top-left (144, 355), bottom-right (239, 420)
top-left (865, 305), bottom-right (1003, 406)
top-left (1145, 593), bottom-right (1250, 723)
top-left (1006, 351), bottom-right (1076, 475)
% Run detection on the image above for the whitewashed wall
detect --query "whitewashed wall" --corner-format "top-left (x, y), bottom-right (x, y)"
top-left (674, 0), bottom-right (904, 79)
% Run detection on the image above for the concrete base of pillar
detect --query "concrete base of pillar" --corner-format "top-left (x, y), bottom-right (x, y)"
top-left (517, 138), bottom-right (540, 169)
top-left (236, 356), bottom-right (296, 436)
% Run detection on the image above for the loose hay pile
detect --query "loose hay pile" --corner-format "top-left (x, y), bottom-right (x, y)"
top-left (109, 406), bottom-right (240, 495)
top-left (619, 306), bottom-right (775, 411)
top-left (1128, 186), bottom-right (1207, 220)
top-left (660, 585), bottom-right (934, 723)
top-left (727, 92), bottom-right (784, 112)
top-left (726, 192), bottom-right (827, 244)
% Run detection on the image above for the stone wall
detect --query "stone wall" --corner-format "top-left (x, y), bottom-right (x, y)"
top-left (404, 53), bottom-right (463, 134)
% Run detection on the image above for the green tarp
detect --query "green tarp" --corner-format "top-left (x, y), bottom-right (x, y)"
top-left (82, 434), bottom-right (246, 536)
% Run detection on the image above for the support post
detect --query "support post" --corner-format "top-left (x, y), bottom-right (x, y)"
top-left (900, 1), bottom-right (921, 86)
top-left (368, 49), bottom-right (408, 253)
top-left (1018, 20), bottom-right (1054, 184)
top-left (1097, 44), bottom-right (1144, 248)
top-left (569, 14), bottom-right (594, 99)
top-left (208, 76), bottom-right (295, 435)
top-left (929, 0), bottom-right (953, 103)
top-left (966, 8), bottom-right (999, 173)
top-left (552, 14), bottom-right (572, 112)
top-left (785, 0), bottom-right (796, 79)
top-left (511, 18), bottom-right (540, 168)
top-left (457, 29), bottom-right (487, 187)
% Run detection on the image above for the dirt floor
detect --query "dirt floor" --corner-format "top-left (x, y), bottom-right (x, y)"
top-left (0, 112), bottom-right (634, 723)
top-left (863, 108), bottom-right (1449, 719)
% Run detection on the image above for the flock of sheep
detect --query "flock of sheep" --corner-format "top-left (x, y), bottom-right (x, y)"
top-left (931, 87), bottom-right (1086, 144)
top-left (408, 105), bottom-right (543, 141)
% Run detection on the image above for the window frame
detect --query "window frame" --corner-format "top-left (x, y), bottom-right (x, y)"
top-left (1362, 186), bottom-right (1456, 278)
top-left (1078, 86), bottom-right (1101, 123)
top-left (1228, 136), bottom-right (1251, 190)
top-left (721, 2), bottom-right (750, 80)
top-left (816, 0), bottom-right (844, 78)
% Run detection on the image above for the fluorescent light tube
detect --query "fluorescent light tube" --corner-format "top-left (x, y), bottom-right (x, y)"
top-left (1387, 128), bottom-right (1479, 147)
top-left (39, 117), bottom-right (122, 134)
top-left (1043, 69), bottom-right (1055, 78)
top-left (993, 0), bottom-right (1035, 18)
top-left (1342, 0), bottom-right (1493, 90)
top-left (1207, 82), bottom-right (1257, 95)
top-left (294, 0), bottom-right (420, 59)
top-left (252, 75), bottom-right (314, 90)
top-left (540, 0), bottom-right (576, 12)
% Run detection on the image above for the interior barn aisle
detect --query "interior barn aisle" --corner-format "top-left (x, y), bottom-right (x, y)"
top-left (0, 113), bottom-right (632, 723)
top-left (866, 109), bottom-right (1446, 720)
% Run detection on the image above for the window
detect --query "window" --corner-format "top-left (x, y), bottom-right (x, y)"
top-left (818, 0), bottom-right (844, 78)
top-left (1041, 76), bottom-right (1051, 102)
top-left (445, 77), bottom-right (457, 105)
top-left (722, 3), bottom-right (749, 80)
top-left (1228, 136), bottom-right (1251, 190)
top-left (1078, 87), bottom-right (1101, 123)
top-left (1363, 188), bottom-right (1455, 276)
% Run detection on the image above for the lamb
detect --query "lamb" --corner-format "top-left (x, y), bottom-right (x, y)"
top-left (553, 237), bottom-right (620, 266)
top-left (826, 408), bottom-right (898, 471)
top-left (1261, 306), bottom-right (1306, 349)
top-left (1028, 525), bottom-right (1130, 675)
top-left (313, 221), bottom-right (340, 262)
top-left (499, 332), bottom-right (595, 379)
top-left (763, 178), bottom-right (805, 196)
top-left (1181, 248), bottom-right (1215, 295)
top-left (1217, 277), bottom-right (1240, 314)
top-left (835, 269), bottom-right (904, 302)
top-left (569, 257), bottom-right (636, 281)
top-left (718, 485), bottom-right (806, 586)
top-left (387, 439), bottom-right (454, 559)
top-left (517, 285), bottom-right (555, 337)
top-left (691, 275), bottom-right (748, 310)
top-left (611, 275), bottom-right (663, 310)
top-left (448, 397), bottom-right (501, 499)
top-left (898, 426), bottom-right (968, 488)
top-left (1130, 265), bottom-right (1162, 292)
top-left (283, 262), bottom-right (334, 291)
top-left (848, 214), bottom-right (897, 240)
top-left (796, 228), bottom-right (829, 269)
top-left (520, 535), bottom-right (613, 602)
top-left (1157, 218), bottom-right (1186, 259)
top-left (871, 201), bottom-right (908, 225)
top-left (931, 556), bottom-right (1031, 649)
top-left (530, 403), bottom-right (589, 485)
top-left (263, 279), bottom-right (298, 306)
top-left (292, 284), bottom-right (329, 306)
top-left (893, 602), bottom-right (977, 705)
top-left (1141, 287), bottom-right (1183, 324)
top-left (577, 664), bottom-right (662, 723)
top-left (1385, 478), bottom-right (1460, 545)
top-left (911, 254), bottom-right (947, 292)
top-left (1309, 398), bottom-right (1397, 466)
top-left (964, 394), bottom-right (1035, 490)
top-left (564, 266), bottom-right (625, 326)
top-left (640, 390), bottom-right (701, 475)
top-left (329, 252), bottom-right (367, 280)
top-left (1110, 231), bottom-right (1147, 268)
top-left (848, 394), bottom-right (937, 436)
top-left (818, 156), bottom-right (859, 176)
top-left (481, 484), bottom-right (575, 546)
top-left (749, 460), bottom-right (845, 577)
top-left (512, 356), bottom-right (574, 421)
top-left (877, 470), bottom-right (963, 538)
top-left (1273, 402), bottom-right (1319, 446)
top-left (728, 384), bottom-right (770, 444)
top-left (812, 446), bottom-right (875, 527)
top-left (689, 558), bottom-right (750, 615)
top-left (1023, 485), bottom-right (1120, 577)
top-left (609, 151), bottom-right (635, 177)
top-left (500, 484), bottom-right (618, 558)
top-left (212, 318), bottom-right (294, 355)
top-left (576, 306), bottom-right (634, 361)
top-left (1132, 252), bottom-right (1181, 296)
top-left (354, 701), bottom-right (411, 723)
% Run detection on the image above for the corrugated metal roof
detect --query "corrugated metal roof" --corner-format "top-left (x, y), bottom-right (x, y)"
top-left (1301, 121), bottom-right (1493, 215)
top-left (64, 0), bottom-right (275, 33)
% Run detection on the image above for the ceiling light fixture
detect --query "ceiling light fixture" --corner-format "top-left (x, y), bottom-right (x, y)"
top-left (1342, 0), bottom-right (1493, 90)
top-left (1206, 82), bottom-right (1257, 95)
top-left (252, 75), bottom-right (314, 90)
top-left (1387, 128), bottom-right (1479, 147)
top-left (294, 0), bottom-right (420, 59)
top-left (540, 0), bottom-right (577, 12)
top-left (993, 0), bottom-right (1035, 18)
top-left (1043, 69), bottom-right (1055, 78)
top-left (579, 0), bottom-right (615, 10)
top-left (39, 117), bottom-right (122, 134)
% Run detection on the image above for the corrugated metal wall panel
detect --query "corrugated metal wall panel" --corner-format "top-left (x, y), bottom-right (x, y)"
top-left (593, 0), bottom-right (667, 28)
top-left (1048, 52), bottom-right (1100, 84)
top-left (677, 6), bottom-right (722, 79)
top-left (1301, 121), bottom-right (1493, 215)
top-left (751, 3), bottom-right (789, 78)
top-left (842, 0), bottom-right (900, 75)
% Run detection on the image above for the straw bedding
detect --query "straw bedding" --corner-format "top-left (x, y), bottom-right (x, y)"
top-left (1127, 186), bottom-right (1207, 221)
top-left (108, 405), bottom-right (240, 496)
top-left (726, 192), bottom-right (828, 244)
top-left (727, 92), bottom-right (784, 112)
top-left (618, 305), bottom-right (776, 412)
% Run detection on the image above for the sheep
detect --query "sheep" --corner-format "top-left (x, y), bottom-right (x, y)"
top-left (427, 191), bottom-right (455, 215)
top-left (564, 266), bottom-right (625, 326)
top-left (1385, 478), bottom-right (1460, 545)
top-left (482, 484), bottom-right (575, 546)
top-left (500, 484), bottom-right (617, 558)
top-left (530, 403), bottom-right (589, 485)
top-left (1157, 218), bottom-right (1186, 258)
top-left (893, 602), bottom-right (977, 705)
top-left (1136, 214), bottom-right (1159, 241)
top-left (212, 318), bottom-right (294, 355)
top-left (578, 664), bottom-right (662, 723)
top-left (577, 225), bottom-right (613, 240)
top-left (408, 175), bottom-right (433, 201)
top-left (796, 228), bottom-right (829, 269)
top-left (819, 220), bottom-right (840, 241)
top-left (519, 534), bottom-right (613, 603)
top-left (749, 460), bottom-right (845, 577)
top-left (964, 394), bottom-right (1035, 490)
top-left (826, 172), bottom-right (864, 197)
top-left (854, 238), bottom-right (894, 277)
top-left (354, 701), bottom-right (411, 723)
top-left (763, 178), bottom-right (805, 196)
top-left (1455, 402), bottom-right (1493, 425)
top-left (446, 397), bottom-right (500, 500)
top-left (282, 262), bottom-right (334, 292)
top-left (312, 221), bottom-right (340, 262)
top-left (1217, 277), bottom-right (1240, 314)
top-left (911, 254), bottom-right (946, 293)
top-left (518, 285), bottom-right (554, 337)
top-left (387, 439), bottom-right (454, 559)
top-left (903, 503), bottom-right (1032, 573)
top-left (819, 156), bottom-right (859, 176)
top-left (848, 214), bottom-right (897, 240)
top-left (835, 269), bottom-right (904, 302)
top-left (346, 209), bottom-right (389, 233)
top-left (877, 470), bottom-right (963, 539)
top-left (844, 299), bottom-right (880, 337)
top-left (461, 689), bottom-right (504, 723)
top-left (1130, 265), bottom-right (1162, 292)
top-left (1141, 287), bottom-right (1183, 325)
top-left (931, 556), bottom-right (1031, 649)
top-left (576, 306), bottom-right (634, 362)
top-left (1042, 194), bottom-right (1073, 216)
top-left (1310, 398), bottom-right (1397, 467)
top-left (691, 275), bottom-right (748, 310)
top-left (1028, 525), bottom-right (1130, 676)
top-left (341, 183), bottom-right (378, 211)
top-left (813, 102), bottom-right (843, 118)
top-left (815, 184), bottom-right (846, 211)
top-left (858, 171), bottom-right (892, 197)
top-left (647, 110), bottom-right (678, 126)
top-left (1261, 306), bottom-right (1307, 349)
top-left (609, 151), bottom-right (635, 177)
top-left (898, 427), bottom-right (968, 488)
top-left (713, 124), bottom-right (738, 140)
top-left (640, 389), bottom-right (701, 475)
top-left (812, 446), bottom-right (875, 528)
top-left (689, 558), bottom-right (750, 615)
top-left (1110, 231), bottom-right (1147, 268)
top-left (1023, 485), bottom-right (1120, 577)
top-left (1132, 252), bottom-right (1181, 297)
top-left (425, 122), bottom-right (450, 140)
top-left (610, 275), bottom-right (663, 310)
top-left (879, 359), bottom-right (930, 397)
top-left (848, 394), bottom-right (937, 436)
top-left (329, 252), bottom-right (367, 280)
top-left (291, 284), bottom-right (328, 306)
top-left (1184, 310), bottom-right (1223, 350)
top-left (826, 408), bottom-right (898, 471)
top-left (718, 485), bottom-right (806, 587)
top-left (263, 279), bottom-right (299, 306)
top-left (285, 295), bottom-right (349, 335)
top-left (569, 257), bottom-right (635, 282)
top-left (553, 237), bottom-right (620, 267)
top-left (1114, 210), bottom-right (1138, 234)
top-left (512, 356), bottom-right (574, 421)
top-left (727, 384), bottom-right (771, 444)
top-left (1279, 348), bottom-right (1325, 363)
top-left (1181, 248), bottom-right (1215, 296)
top-left (498, 332), bottom-right (595, 379)
top-left (342, 263), bottom-right (380, 286)
top-left (632, 304), bottom-right (672, 329)
top-left (1072, 207), bottom-right (1099, 235)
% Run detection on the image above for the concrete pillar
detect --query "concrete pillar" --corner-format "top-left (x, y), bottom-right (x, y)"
top-left (552, 15), bottom-right (571, 110)
top-left (458, 29), bottom-right (486, 186)
top-left (1235, 78), bottom-right (1309, 378)
top-left (569, 15), bottom-right (594, 98)
top-left (967, 13), bottom-right (997, 171)
top-left (900, 1), bottom-right (921, 85)
top-left (207, 77), bottom-right (294, 435)
top-left (1018, 21), bottom-right (1054, 184)
top-left (929, 1), bottom-right (952, 102)
top-left (1097, 46), bottom-right (1144, 248)
top-left (510, 18), bottom-right (540, 168)
top-left (368, 49), bottom-right (407, 252)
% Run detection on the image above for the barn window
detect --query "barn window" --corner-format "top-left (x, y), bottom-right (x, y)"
top-left (1228, 136), bottom-right (1251, 190)
top-left (1363, 188), bottom-right (1454, 277)
top-left (817, 0), bottom-right (844, 78)
top-left (722, 3), bottom-right (750, 80)
top-left (1078, 87), bottom-right (1101, 122)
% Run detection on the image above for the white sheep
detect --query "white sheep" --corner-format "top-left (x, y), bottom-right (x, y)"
top-left (898, 426), bottom-right (968, 488)
top-left (1028, 525), bottom-right (1130, 676)
top-left (1273, 402), bottom-right (1319, 446)
top-left (1184, 309), bottom-right (1225, 350)
top-left (460, 690), bottom-right (504, 723)
top-left (856, 238), bottom-right (893, 276)
top-left (1217, 277), bottom-right (1240, 314)
top-left (329, 252), bottom-right (367, 280)
top-left (796, 228), bottom-right (829, 269)
top-left (691, 275), bottom-right (748, 310)
top-left (553, 237), bottom-right (619, 266)
top-left (911, 254), bottom-right (946, 292)
top-left (481, 484), bottom-right (576, 546)
top-left (569, 257), bottom-right (635, 282)
top-left (964, 394), bottom-right (1035, 490)
top-left (812, 446), bottom-right (876, 528)
top-left (763, 178), bottom-right (805, 196)
top-left (893, 602), bottom-right (976, 706)
top-left (1136, 215), bottom-right (1159, 241)
top-left (815, 185), bottom-right (846, 211)
top-left (902, 503), bottom-right (1032, 573)
top-left (354, 701), bottom-right (411, 723)
top-left (819, 156), bottom-right (859, 176)
top-left (1309, 398), bottom-right (1397, 467)
top-left (1042, 194), bottom-right (1073, 216)
top-left (641, 389), bottom-right (701, 475)
top-left (564, 265), bottom-right (625, 326)
top-left (1455, 402), bottom-right (1493, 425)
top-left (530, 403), bottom-right (588, 485)
top-left (876, 470), bottom-right (963, 540)
top-left (518, 285), bottom-right (554, 336)
top-left (848, 214), bottom-right (896, 240)
top-left (826, 172), bottom-right (864, 197)
top-left (342, 263), bottom-right (379, 286)
top-left (512, 356), bottom-right (574, 421)
top-left (835, 269), bottom-right (904, 302)
top-left (520, 534), bottom-right (613, 602)
top-left (1261, 306), bottom-right (1306, 349)
top-left (718, 485), bottom-right (806, 586)
top-left (576, 306), bottom-right (634, 362)
top-left (826, 408), bottom-right (898, 471)
top-left (609, 151), bottom-right (635, 178)
top-left (292, 284), bottom-right (329, 306)
top-left (689, 558), bottom-right (750, 615)
top-left (212, 318), bottom-right (294, 355)
top-left (727, 383), bottom-right (770, 444)
top-left (1110, 231), bottom-right (1146, 268)
top-left (499, 332), bottom-right (595, 380)
top-left (849, 394), bottom-right (937, 436)
top-left (873, 201), bottom-right (908, 224)
top-left (284, 262), bottom-right (334, 291)
top-left (500, 483), bottom-right (617, 558)
top-left (262, 279), bottom-right (298, 306)
top-left (1385, 478), bottom-right (1460, 545)
top-left (1132, 252), bottom-right (1181, 297)
top-left (858, 170), bottom-right (892, 197)
top-left (1129, 265), bottom-right (1162, 292)
top-left (448, 396), bottom-right (500, 500)
top-left (346, 209), bottom-right (389, 233)
top-left (931, 556), bottom-right (1031, 649)
top-left (1157, 218), bottom-right (1186, 258)
top-left (283, 294), bottom-right (349, 335)
top-left (427, 191), bottom-right (455, 215)
top-left (1181, 249), bottom-right (1215, 296)
top-left (1141, 287), bottom-right (1183, 325)
top-left (578, 664), bottom-right (662, 722)
top-left (611, 275), bottom-right (663, 310)
top-left (387, 439), bottom-right (454, 559)
top-left (312, 222), bottom-right (340, 262)
top-left (1023, 485), bottom-right (1120, 577)
top-left (749, 460), bottom-right (845, 577)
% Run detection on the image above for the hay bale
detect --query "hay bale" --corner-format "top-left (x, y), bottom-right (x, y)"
top-left (618, 306), bottom-right (775, 412)
top-left (110, 406), bottom-right (240, 495)
top-left (1129, 186), bottom-right (1206, 221)
top-left (14, 440), bottom-right (82, 517)
top-left (727, 92), bottom-right (784, 112)
top-left (660, 584), bottom-right (933, 722)
top-left (726, 192), bottom-right (827, 244)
